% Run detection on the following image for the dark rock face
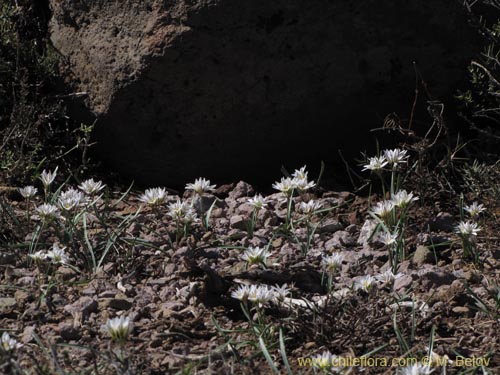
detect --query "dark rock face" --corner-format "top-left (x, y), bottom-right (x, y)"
top-left (49, 0), bottom-right (479, 186)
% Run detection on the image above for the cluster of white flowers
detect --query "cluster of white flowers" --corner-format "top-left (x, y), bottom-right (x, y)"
top-left (399, 363), bottom-right (434, 375)
top-left (362, 148), bottom-right (409, 172)
top-left (371, 200), bottom-right (394, 220)
top-left (379, 231), bottom-right (398, 246)
top-left (311, 350), bottom-right (341, 371)
top-left (18, 186), bottom-right (37, 199)
top-left (273, 166), bottom-right (316, 196)
top-left (391, 190), bottom-right (418, 208)
top-left (28, 244), bottom-right (70, 265)
top-left (58, 188), bottom-right (85, 211)
top-left (371, 190), bottom-right (418, 220)
top-left (1, 332), bottom-right (22, 352)
top-left (321, 253), bottom-right (343, 274)
top-left (241, 246), bottom-right (269, 265)
top-left (247, 194), bottom-right (267, 211)
top-left (375, 269), bottom-right (403, 286)
top-left (78, 178), bottom-right (105, 195)
top-left (231, 283), bottom-right (291, 306)
top-left (105, 316), bottom-right (131, 343)
top-left (298, 200), bottom-right (322, 215)
top-left (167, 199), bottom-right (198, 223)
top-left (185, 177), bottom-right (216, 196)
top-left (139, 187), bottom-right (168, 206)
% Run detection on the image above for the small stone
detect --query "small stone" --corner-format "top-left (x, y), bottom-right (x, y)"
top-left (325, 231), bottom-right (355, 248)
top-left (14, 290), bottom-right (30, 304)
top-left (228, 181), bottom-right (254, 199)
top-left (99, 295), bottom-right (133, 311)
top-left (230, 215), bottom-right (248, 230)
top-left (21, 326), bottom-right (36, 344)
top-left (428, 212), bottom-right (454, 232)
top-left (394, 275), bottom-right (413, 291)
top-left (420, 270), bottom-right (456, 288)
top-left (0, 297), bottom-right (17, 312)
top-left (452, 306), bottom-right (470, 315)
top-left (58, 323), bottom-right (81, 341)
top-left (64, 297), bottom-right (98, 316)
top-left (413, 246), bottom-right (434, 266)
top-left (317, 219), bottom-right (342, 234)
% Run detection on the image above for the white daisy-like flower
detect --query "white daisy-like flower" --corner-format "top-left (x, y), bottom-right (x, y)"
top-left (362, 156), bottom-right (388, 172)
top-left (298, 200), bottom-right (322, 215)
top-left (293, 177), bottom-right (316, 192)
top-left (464, 202), bottom-right (486, 219)
top-left (185, 178), bottom-right (216, 196)
top-left (58, 188), bottom-right (85, 211)
top-left (379, 231), bottom-right (398, 246)
top-left (312, 350), bottom-right (340, 371)
top-left (455, 221), bottom-right (481, 237)
top-left (399, 363), bottom-right (434, 375)
top-left (241, 246), bottom-right (269, 265)
top-left (272, 284), bottom-right (292, 302)
top-left (355, 275), bottom-right (376, 293)
top-left (383, 148), bottom-right (409, 167)
top-left (105, 316), bottom-right (131, 343)
top-left (35, 203), bottom-right (59, 220)
top-left (231, 285), bottom-right (252, 301)
top-left (78, 178), bottom-right (105, 195)
top-left (19, 186), bottom-right (37, 199)
top-left (321, 253), bottom-right (343, 274)
top-left (375, 269), bottom-right (403, 285)
top-left (39, 167), bottom-right (58, 188)
top-left (272, 177), bottom-right (296, 196)
top-left (138, 187), bottom-right (168, 206)
top-left (46, 243), bottom-right (70, 265)
top-left (292, 166), bottom-right (309, 180)
top-left (391, 190), bottom-right (418, 208)
top-left (371, 200), bottom-right (394, 220)
top-left (1, 332), bottom-right (22, 352)
top-left (247, 194), bottom-right (267, 211)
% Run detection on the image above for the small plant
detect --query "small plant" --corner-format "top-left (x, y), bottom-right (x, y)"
top-left (246, 194), bottom-right (267, 237)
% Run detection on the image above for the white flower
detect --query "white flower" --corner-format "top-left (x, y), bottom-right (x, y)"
top-left (293, 177), bottom-right (316, 192)
top-left (231, 285), bottom-right (251, 301)
top-left (35, 203), bottom-right (59, 220)
top-left (455, 221), bottom-right (481, 237)
top-left (46, 244), bottom-right (70, 265)
top-left (19, 186), bottom-right (37, 199)
top-left (392, 190), bottom-right (418, 208)
top-left (464, 202), bottom-right (486, 218)
top-left (58, 188), bottom-right (85, 211)
top-left (376, 269), bottom-right (403, 285)
top-left (379, 231), bottom-right (398, 246)
top-left (167, 199), bottom-right (198, 223)
top-left (383, 148), bottom-right (409, 166)
top-left (185, 178), bottom-right (216, 196)
top-left (241, 246), bottom-right (269, 265)
top-left (1, 332), bottom-right (22, 352)
top-left (247, 194), bottom-right (267, 211)
top-left (78, 178), bottom-right (105, 195)
top-left (292, 166), bottom-right (309, 180)
top-left (298, 200), bottom-right (322, 215)
top-left (272, 284), bottom-right (292, 302)
top-left (272, 177), bottom-right (296, 196)
top-left (399, 363), bottom-right (434, 375)
top-left (39, 167), bottom-right (58, 188)
top-left (105, 316), bottom-right (131, 342)
top-left (321, 253), bottom-right (343, 274)
top-left (138, 187), bottom-right (168, 206)
top-left (371, 200), bottom-right (394, 220)
top-left (362, 156), bottom-right (388, 172)
top-left (247, 285), bottom-right (275, 306)
top-left (355, 275), bottom-right (376, 293)
top-left (312, 350), bottom-right (340, 371)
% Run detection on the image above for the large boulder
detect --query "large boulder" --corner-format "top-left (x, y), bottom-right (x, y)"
top-left (49, 0), bottom-right (480, 186)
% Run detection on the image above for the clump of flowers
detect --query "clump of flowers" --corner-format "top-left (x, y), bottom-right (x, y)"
top-left (185, 177), bottom-right (216, 196)
top-left (39, 167), bottom-right (58, 198)
top-left (28, 244), bottom-right (70, 266)
top-left (231, 284), bottom-right (276, 308)
top-left (298, 200), bottom-right (322, 216)
top-left (19, 186), bottom-right (37, 199)
top-left (375, 269), bottom-right (403, 287)
top-left (105, 316), bottom-right (131, 343)
top-left (58, 188), bottom-right (85, 212)
top-left (0, 332), bottom-right (22, 352)
top-left (311, 350), bottom-right (341, 372)
top-left (455, 220), bottom-right (481, 262)
top-left (399, 363), bottom-right (433, 375)
top-left (241, 246), bottom-right (269, 268)
top-left (362, 155), bottom-right (388, 172)
top-left (463, 201), bottom-right (486, 219)
top-left (384, 148), bottom-right (409, 168)
top-left (138, 187), bottom-right (168, 207)
top-left (35, 203), bottom-right (60, 221)
top-left (321, 253), bottom-right (343, 291)
top-left (167, 199), bottom-right (198, 245)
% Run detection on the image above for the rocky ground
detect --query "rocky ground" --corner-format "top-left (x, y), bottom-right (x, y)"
top-left (0, 166), bottom-right (499, 374)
